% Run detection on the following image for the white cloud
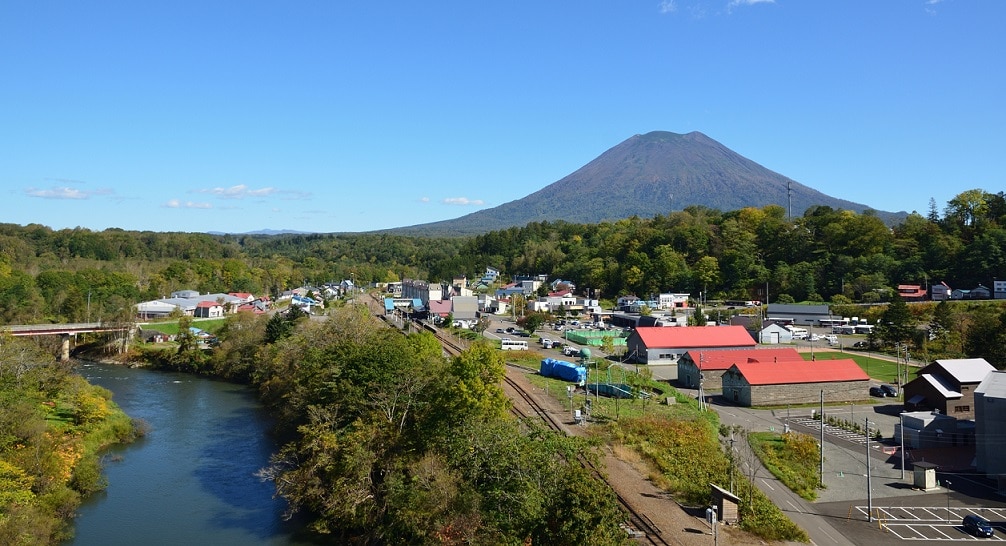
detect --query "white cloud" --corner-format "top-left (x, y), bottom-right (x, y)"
top-left (164, 199), bottom-right (212, 209)
top-left (26, 186), bottom-right (89, 199)
top-left (442, 197), bottom-right (486, 206)
top-left (25, 179), bottom-right (113, 200)
top-left (660, 0), bottom-right (677, 14)
top-left (420, 196), bottom-right (430, 203)
top-left (196, 184), bottom-right (277, 199)
top-left (727, 0), bottom-right (775, 12)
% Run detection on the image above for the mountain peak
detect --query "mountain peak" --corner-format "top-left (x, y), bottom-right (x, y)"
top-left (386, 131), bottom-right (903, 236)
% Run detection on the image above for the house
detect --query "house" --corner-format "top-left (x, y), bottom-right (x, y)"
top-left (896, 285), bottom-right (927, 302)
top-left (677, 348), bottom-right (802, 390)
top-left (765, 304), bottom-right (831, 326)
top-left (931, 281), bottom-right (951, 301)
top-left (550, 278), bottom-right (576, 292)
top-left (617, 295), bottom-right (641, 310)
top-left (228, 292), bottom-right (255, 304)
top-left (720, 359), bottom-right (869, 407)
top-left (194, 301), bottom-right (224, 318)
top-left (402, 279), bottom-right (443, 307)
top-left (995, 280), bottom-right (1006, 300)
top-left (451, 295), bottom-right (479, 322)
top-left (758, 323), bottom-right (793, 344)
top-left (903, 358), bottom-right (995, 420)
top-left (657, 293), bottom-right (690, 310)
top-left (974, 371), bottom-right (1006, 490)
top-left (625, 326), bottom-right (756, 379)
top-left (428, 300), bottom-right (452, 322)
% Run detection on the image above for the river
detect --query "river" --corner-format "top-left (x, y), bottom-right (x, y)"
top-left (69, 362), bottom-right (314, 545)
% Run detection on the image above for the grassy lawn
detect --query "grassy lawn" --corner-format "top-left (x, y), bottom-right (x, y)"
top-left (508, 355), bottom-right (808, 542)
top-left (802, 350), bottom-right (903, 384)
top-left (140, 318), bottom-right (227, 336)
top-left (747, 431), bottom-right (822, 501)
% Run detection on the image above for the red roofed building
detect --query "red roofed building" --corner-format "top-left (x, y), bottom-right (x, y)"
top-left (722, 359), bottom-right (869, 406)
top-left (896, 285), bottom-right (927, 302)
top-left (677, 348), bottom-right (803, 390)
top-left (625, 326), bottom-right (756, 380)
top-left (194, 300), bottom-right (224, 318)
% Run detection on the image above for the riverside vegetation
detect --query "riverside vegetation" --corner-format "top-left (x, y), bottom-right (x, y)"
top-left (0, 337), bottom-right (142, 545)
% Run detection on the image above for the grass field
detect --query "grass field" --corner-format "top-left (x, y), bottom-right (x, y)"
top-left (802, 350), bottom-right (907, 385)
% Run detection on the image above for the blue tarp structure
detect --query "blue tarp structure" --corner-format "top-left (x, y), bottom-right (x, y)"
top-left (540, 358), bottom-right (586, 384)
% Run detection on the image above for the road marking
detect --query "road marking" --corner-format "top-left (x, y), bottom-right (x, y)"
top-left (816, 525), bottom-right (837, 543)
top-left (761, 478), bottom-right (775, 491)
top-left (787, 500), bottom-right (800, 512)
top-left (929, 524), bottom-right (953, 539)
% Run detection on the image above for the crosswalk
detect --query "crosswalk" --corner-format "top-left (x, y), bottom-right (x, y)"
top-left (789, 417), bottom-right (880, 447)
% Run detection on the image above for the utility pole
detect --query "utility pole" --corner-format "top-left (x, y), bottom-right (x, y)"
top-left (905, 412), bottom-right (913, 480)
top-left (819, 390), bottom-right (825, 487)
top-left (866, 418), bottom-right (873, 522)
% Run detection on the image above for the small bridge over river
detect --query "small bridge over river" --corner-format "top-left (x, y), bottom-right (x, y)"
top-left (3, 322), bottom-right (135, 361)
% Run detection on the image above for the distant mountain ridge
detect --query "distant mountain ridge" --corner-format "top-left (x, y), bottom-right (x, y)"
top-left (387, 131), bottom-right (906, 236)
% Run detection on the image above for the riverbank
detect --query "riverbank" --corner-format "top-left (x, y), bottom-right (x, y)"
top-left (0, 343), bottom-right (142, 545)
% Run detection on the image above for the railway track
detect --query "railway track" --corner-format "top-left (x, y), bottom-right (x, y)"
top-left (501, 365), bottom-right (676, 546)
top-left (375, 298), bottom-right (677, 545)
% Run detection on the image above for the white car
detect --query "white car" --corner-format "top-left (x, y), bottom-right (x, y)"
top-left (809, 334), bottom-right (821, 342)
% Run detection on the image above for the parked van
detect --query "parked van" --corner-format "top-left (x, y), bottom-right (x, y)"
top-left (788, 327), bottom-right (809, 340)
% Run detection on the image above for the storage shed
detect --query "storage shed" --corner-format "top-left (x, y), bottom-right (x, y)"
top-left (721, 359), bottom-right (869, 407)
top-left (677, 348), bottom-right (802, 390)
top-left (625, 326), bottom-right (756, 381)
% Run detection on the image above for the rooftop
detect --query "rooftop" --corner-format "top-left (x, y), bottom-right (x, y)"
top-left (633, 326), bottom-right (756, 349)
top-left (682, 348), bottom-right (802, 371)
top-left (931, 358), bottom-right (996, 384)
top-left (729, 359), bottom-right (869, 385)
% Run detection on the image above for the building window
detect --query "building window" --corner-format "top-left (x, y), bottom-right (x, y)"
top-left (954, 405), bottom-right (970, 413)
top-left (961, 386), bottom-right (969, 392)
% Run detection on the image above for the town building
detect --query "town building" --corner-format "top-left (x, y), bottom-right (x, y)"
top-left (903, 358), bottom-right (995, 420)
top-left (720, 359), bottom-right (869, 407)
top-left (677, 347), bottom-right (802, 390)
top-left (975, 371), bottom-right (1006, 492)
top-left (765, 304), bottom-right (831, 326)
top-left (625, 326), bottom-right (756, 380)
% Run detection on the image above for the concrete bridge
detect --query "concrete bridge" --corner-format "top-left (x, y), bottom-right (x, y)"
top-left (3, 322), bottom-right (134, 361)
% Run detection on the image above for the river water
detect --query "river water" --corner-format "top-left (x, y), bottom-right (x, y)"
top-left (69, 362), bottom-right (313, 545)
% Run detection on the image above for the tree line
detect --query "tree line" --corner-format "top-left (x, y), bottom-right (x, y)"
top-left (1, 189), bottom-right (1004, 325)
top-left (188, 306), bottom-right (626, 544)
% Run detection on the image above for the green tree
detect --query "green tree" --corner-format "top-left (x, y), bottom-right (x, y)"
top-left (875, 294), bottom-right (915, 347)
top-left (964, 306), bottom-right (1006, 369)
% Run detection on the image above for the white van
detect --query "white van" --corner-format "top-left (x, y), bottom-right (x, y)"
top-left (788, 327), bottom-right (809, 340)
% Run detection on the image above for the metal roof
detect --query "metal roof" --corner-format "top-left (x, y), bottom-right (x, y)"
top-left (932, 358), bottom-right (995, 384)
top-left (682, 348), bottom-right (802, 371)
top-left (976, 371), bottom-right (1006, 399)
top-left (920, 373), bottom-right (963, 399)
top-left (633, 325), bottom-right (756, 349)
top-left (728, 358), bottom-right (869, 386)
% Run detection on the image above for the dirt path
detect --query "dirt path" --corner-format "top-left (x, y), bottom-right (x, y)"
top-left (505, 367), bottom-right (771, 546)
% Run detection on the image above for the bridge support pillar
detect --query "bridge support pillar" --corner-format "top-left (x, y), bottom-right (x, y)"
top-left (60, 334), bottom-right (71, 361)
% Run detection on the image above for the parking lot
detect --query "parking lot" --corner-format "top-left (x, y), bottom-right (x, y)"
top-left (851, 505), bottom-right (1006, 541)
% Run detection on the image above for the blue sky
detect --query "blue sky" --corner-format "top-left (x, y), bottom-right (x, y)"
top-left (2, 1), bottom-right (1002, 234)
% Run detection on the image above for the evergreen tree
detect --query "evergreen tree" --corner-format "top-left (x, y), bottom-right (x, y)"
top-left (876, 293), bottom-right (914, 346)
